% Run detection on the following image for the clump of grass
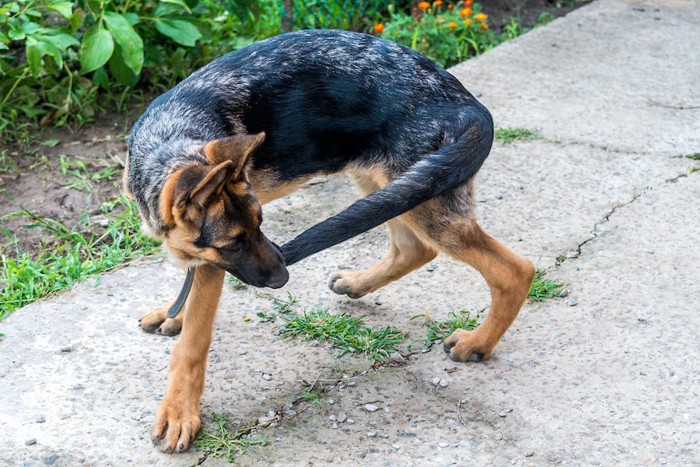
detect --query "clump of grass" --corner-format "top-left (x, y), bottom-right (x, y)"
top-left (495, 128), bottom-right (541, 144)
top-left (410, 310), bottom-right (479, 350)
top-left (280, 308), bottom-right (405, 362)
top-left (194, 413), bottom-right (267, 463)
top-left (0, 196), bottom-right (160, 318)
top-left (686, 153), bottom-right (700, 161)
top-left (528, 268), bottom-right (565, 301)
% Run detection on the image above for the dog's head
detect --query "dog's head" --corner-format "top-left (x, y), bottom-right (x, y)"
top-left (159, 132), bottom-right (288, 288)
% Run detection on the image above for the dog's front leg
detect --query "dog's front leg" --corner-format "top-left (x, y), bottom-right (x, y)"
top-left (152, 264), bottom-right (225, 453)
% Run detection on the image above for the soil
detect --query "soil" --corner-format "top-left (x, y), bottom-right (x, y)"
top-left (0, 0), bottom-right (583, 260)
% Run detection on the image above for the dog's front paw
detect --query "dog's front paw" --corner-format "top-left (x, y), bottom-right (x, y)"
top-left (152, 397), bottom-right (201, 453)
top-left (139, 302), bottom-right (183, 336)
top-left (443, 329), bottom-right (494, 363)
top-left (328, 270), bottom-right (370, 299)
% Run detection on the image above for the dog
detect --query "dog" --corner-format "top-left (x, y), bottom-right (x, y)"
top-left (124, 29), bottom-right (534, 453)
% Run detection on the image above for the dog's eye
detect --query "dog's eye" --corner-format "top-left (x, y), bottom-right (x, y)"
top-left (219, 234), bottom-right (245, 253)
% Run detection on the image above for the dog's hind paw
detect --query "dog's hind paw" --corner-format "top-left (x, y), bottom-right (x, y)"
top-left (139, 302), bottom-right (183, 336)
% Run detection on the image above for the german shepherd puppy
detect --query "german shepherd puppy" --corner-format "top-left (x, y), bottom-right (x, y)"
top-left (125, 30), bottom-right (534, 453)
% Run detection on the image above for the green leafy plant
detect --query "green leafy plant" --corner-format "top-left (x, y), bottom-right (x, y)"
top-left (528, 268), bottom-right (565, 301)
top-left (494, 127), bottom-right (541, 144)
top-left (410, 309), bottom-right (478, 350)
top-left (377, 1), bottom-right (494, 68)
top-left (194, 413), bottom-right (267, 463)
top-left (280, 308), bottom-right (405, 362)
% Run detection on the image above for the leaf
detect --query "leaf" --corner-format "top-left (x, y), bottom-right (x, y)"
top-left (42, 31), bottom-right (79, 51)
top-left (42, 139), bottom-right (60, 147)
top-left (47, 1), bottom-right (74, 20)
top-left (80, 25), bottom-right (114, 74)
top-left (154, 18), bottom-right (201, 47)
top-left (160, 0), bottom-right (192, 13)
top-left (35, 37), bottom-right (64, 69)
top-left (103, 11), bottom-right (143, 76)
top-left (25, 37), bottom-right (41, 76)
top-left (20, 22), bottom-right (41, 35)
top-left (108, 43), bottom-right (138, 86)
top-left (123, 12), bottom-right (140, 25)
top-left (70, 9), bottom-right (83, 33)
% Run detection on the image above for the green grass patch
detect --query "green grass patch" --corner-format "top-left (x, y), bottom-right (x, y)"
top-left (686, 153), bottom-right (700, 161)
top-left (280, 308), bottom-right (405, 362)
top-left (194, 413), bottom-right (267, 463)
top-left (495, 128), bottom-right (541, 144)
top-left (227, 275), bottom-right (248, 290)
top-left (256, 292), bottom-right (297, 322)
top-left (0, 196), bottom-right (160, 319)
top-left (409, 309), bottom-right (479, 351)
top-left (528, 268), bottom-right (565, 301)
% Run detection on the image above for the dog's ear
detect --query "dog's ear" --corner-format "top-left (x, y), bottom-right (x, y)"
top-left (203, 132), bottom-right (266, 180)
top-left (174, 160), bottom-right (234, 210)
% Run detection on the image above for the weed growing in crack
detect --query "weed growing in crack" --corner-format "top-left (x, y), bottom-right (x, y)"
top-left (494, 128), bottom-right (541, 144)
top-left (409, 310), bottom-right (479, 351)
top-left (256, 292), bottom-right (297, 322)
top-left (194, 413), bottom-right (267, 463)
top-left (686, 153), bottom-right (700, 161)
top-left (280, 308), bottom-right (405, 362)
top-left (528, 268), bottom-right (565, 301)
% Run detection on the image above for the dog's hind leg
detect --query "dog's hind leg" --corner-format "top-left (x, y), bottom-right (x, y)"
top-left (328, 173), bottom-right (437, 298)
top-left (329, 217), bottom-right (437, 298)
top-left (405, 197), bottom-right (534, 362)
top-left (152, 264), bottom-right (225, 453)
top-left (139, 301), bottom-right (183, 336)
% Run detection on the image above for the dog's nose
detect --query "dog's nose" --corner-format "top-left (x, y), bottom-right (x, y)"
top-left (266, 267), bottom-right (289, 289)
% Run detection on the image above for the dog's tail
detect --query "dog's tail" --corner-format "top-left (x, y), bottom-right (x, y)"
top-left (280, 104), bottom-right (493, 266)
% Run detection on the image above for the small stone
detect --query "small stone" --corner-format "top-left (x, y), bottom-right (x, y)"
top-left (337, 412), bottom-right (347, 423)
top-left (439, 442), bottom-right (449, 448)
top-left (392, 444), bottom-right (400, 450)
top-left (43, 455), bottom-right (59, 465)
top-left (498, 411), bottom-right (507, 417)
top-left (495, 433), bottom-right (503, 441)
top-left (389, 353), bottom-right (407, 365)
top-left (426, 263), bottom-right (438, 272)
top-left (332, 422), bottom-right (338, 429)
top-left (375, 301), bottom-right (383, 306)
top-left (328, 399), bottom-right (335, 405)
top-left (60, 346), bottom-right (72, 353)
top-left (357, 451), bottom-right (366, 459)
top-left (430, 377), bottom-right (441, 387)
top-left (367, 431), bottom-right (377, 438)
top-left (566, 298), bottom-right (578, 307)
top-left (347, 381), bottom-right (356, 387)
top-left (329, 414), bottom-right (338, 422)
top-left (25, 438), bottom-right (37, 446)
top-left (262, 373), bottom-right (272, 381)
top-left (347, 418), bottom-right (355, 424)
top-left (35, 415), bottom-right (46, 423)
top-left (421, 348), bottom-right (431, 354)
top-left (438, 379), bottom-right (449, 388)
top-left (365, 404), bottom-right (379, 412)
top-left (559, 289), bottom-right (569, 298)
top-left (525, 451), bottom-right (535, 457)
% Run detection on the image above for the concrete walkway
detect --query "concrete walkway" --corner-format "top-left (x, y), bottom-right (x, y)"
top-left (1, 0), bottom-right (698, 465)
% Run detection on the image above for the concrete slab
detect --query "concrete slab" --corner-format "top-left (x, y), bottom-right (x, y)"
top-left (450, 0), bottom-right (700, 156)
top-left (1, 0), bottom-right (699, 465)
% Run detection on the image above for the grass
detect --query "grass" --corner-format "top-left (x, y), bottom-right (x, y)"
top-left (0, 196), bottom-right (160, 319)
top-left (256, 292), bottom-right (297, 322)
top-left (409, 309), bottom-right (479, 351)
top-left (280, 308), bottom-right (405, 362)
top-left (227, 275), bottom-right (248, 290)
top-left (495, 128), bottom-right (541, 144)
top-left (686, 153), bottom-right (700, 161)
top-left (193, 413), bottom-right (267, 463)
top-left (528, 268), bottom-right (565, 301)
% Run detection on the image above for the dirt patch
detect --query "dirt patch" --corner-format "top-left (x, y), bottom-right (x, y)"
top-left (486, 0), bottom-right (586, 30)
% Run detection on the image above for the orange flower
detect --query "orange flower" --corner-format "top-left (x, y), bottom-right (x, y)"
top-left (459, 7), bottom-right (472, 17)
top-left (481, 23), bottom-right (488, 30)
top-left (433, 0), bottom-right (443, 6)
top-left (449, 21), bottom-right (457, 29)
top-left (373, 23), bottom-right (384, 34)
top-left (463, 0), bottom-right (473, 5)
top-left (463, 18), bottom-right (472, 26)
top-left (448, 4), bottom-right (453, 9)
top-left (475, 12), bottom-right (487, 22)
top-left (418, 1), bottom-right (430, 10)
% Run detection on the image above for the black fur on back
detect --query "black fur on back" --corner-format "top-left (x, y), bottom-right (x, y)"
top-left (127, 30), bottom-right (493, 260)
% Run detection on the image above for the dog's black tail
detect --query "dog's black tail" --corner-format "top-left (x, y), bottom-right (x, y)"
top-left (281, 104), bottom-right (494, 266)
